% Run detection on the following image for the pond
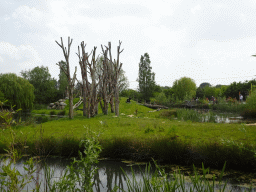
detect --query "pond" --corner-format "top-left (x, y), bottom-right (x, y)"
top-left (0, 157), bottom-right (255, 191)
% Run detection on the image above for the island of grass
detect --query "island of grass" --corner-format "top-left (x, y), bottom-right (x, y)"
top-left (1, 97), bottom-right (256, 174)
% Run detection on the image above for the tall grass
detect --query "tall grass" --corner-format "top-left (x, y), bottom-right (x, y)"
top-left (121, 161), bottom-right (232, 192)
top-left (176, 109), bottom-right (216, 123)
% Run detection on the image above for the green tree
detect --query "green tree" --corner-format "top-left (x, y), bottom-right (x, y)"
top-left (172, 77), bottom-right (196, 101)
top-left (0, 73), bottom-right (34, 109)
top-left (20, 66), bottom-right (58, 104)
top-left (196, 87), bottom-right (204, 99)
top-left (137, 53), bottom-right (156, 101)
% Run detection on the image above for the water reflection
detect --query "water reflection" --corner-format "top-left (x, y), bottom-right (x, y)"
top-left (0, 157), bottom-right (255, 191)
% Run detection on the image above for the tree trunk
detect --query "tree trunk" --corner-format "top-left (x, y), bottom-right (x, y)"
top-left (115, 86), bottom-right (120, 116)
top-left (69, 86), bottom-right (74, 119)
top-left (82, 86), bottom-right (86, 117)
top-left (110, 96), bottom-right (115, 113)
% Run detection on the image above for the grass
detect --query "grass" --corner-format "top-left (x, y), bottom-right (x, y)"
top-left (1, 98), bottom-right (256, 172)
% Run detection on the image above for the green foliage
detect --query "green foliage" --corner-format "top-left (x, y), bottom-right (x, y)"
top-left (35, 115), bottom-right (49, 123)
top-left (20, 65), bottom-right (58, 104)
top-left (48, 128), bottom-right (102, 191)
top-left (120, 89), bottom-right (140, 101)
top-left (121, 160), bottom-right (228, 192)
top-left (0, 73), bottom-right (35, 110)
top-left (154, 92), bottom-right (168, 105)
top-left (199, 82), bottom-right (211, 88)
top-left (137, 53), bottom-right (156, 101)
top-left (163, 88), bottom-right (174, 99)
top-left (224, 80), bottom-right (256, 100)
top-left (57, 110), bottom-right (66, 116)
top-left (176, 109), bottom-right (216, 123)
top-left (50, 110), bottom-right (56, 116)
top-left (144, 127), bottom-right (154, 133)
top-left (241, 90), bottom-right (256, 118)
top-left (245, 90), bottom-right (256, 110)
top-left (172, 77), bottom-right (197, 101)
top-left (0, 91), bottom-right (4, 101)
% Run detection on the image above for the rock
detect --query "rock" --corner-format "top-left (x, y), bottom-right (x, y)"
top-left (47, 106), bottom-right (52, 110)
top-left (49, 103), bottom-right (54, 106)
top-left (54, 102), bottom-right (59, 106)
top-left (59, 102), bottom-right (67, 106)
top-left (51, 105), bottom-right (56, 109)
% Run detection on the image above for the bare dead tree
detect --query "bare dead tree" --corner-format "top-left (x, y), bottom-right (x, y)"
top-left (99, 41), bottom-right (123, 116)
top-left (77, 42), bottom-right (101, 118)
top-left (56, 37), bottom-right (77, 119)
top-left (108, 41), bottom-right (123, 116)
top-left (100, 45), bottom-right (113, 115)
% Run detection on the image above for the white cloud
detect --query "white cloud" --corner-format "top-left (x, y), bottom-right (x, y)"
top-left (0, 42), bottom-right (42, 63)
top-left (191, 4), bottom-right (201, 15)
top-left (3, 15), bottom-right (10, 21)
top-left (12, 5), bottom-right (44, 22)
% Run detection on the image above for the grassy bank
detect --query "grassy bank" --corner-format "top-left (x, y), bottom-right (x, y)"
top-left (1, 98), bottom-right (256, 172)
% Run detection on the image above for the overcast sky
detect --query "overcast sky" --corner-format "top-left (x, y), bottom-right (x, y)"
top-left (1, 0), bottom-right (256, 89)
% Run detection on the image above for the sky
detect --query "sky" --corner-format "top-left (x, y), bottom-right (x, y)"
top-left (1, 0), bottom-right (256, 90)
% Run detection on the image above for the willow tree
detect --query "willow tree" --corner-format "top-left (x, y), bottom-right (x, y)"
top-left (0, 73), bottom-right (35, 110)
top-left (56, 37), bottom-right (77, 119)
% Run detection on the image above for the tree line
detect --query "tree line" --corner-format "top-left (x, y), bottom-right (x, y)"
top-left (1, 47), bottom-right (256, 115)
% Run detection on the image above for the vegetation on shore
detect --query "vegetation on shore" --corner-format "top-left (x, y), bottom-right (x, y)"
top-left (1, 98), bottom-right (256, 173)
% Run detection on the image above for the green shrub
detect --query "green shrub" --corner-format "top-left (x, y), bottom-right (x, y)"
top-left (36, 116), bottom-right (49, 124)
top-left (145, 127), bottom-right (154, 133)
top-left (158, 110), bottom-right (177, 119)
top-left (242, 90), bottom-right (256, 118)
top-left (57, 110), bottom-right (66, 116)
top-left (34, 103), bottom-right (48, 110)
top-left (50, 110), bottom-right (56, 116)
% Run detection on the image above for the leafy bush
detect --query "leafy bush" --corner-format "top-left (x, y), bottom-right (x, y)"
top-left (34, 103), bottom-right (48, 110)
top-left (145, 127), bottom-right (154, 133)
top-left (241, 90), bottom-right (256, 119)
top-left (36, 115), bottom-right (49, 123)
top-left (245, 90), bottom-right (256, 110)
top-left (50, 110), bottom-right (56, 117)
top-left (158, 110), bottom-right (177, 119)
top-left (57, 110), bottom-right (66, 116)
top-left (154, 92), bottom-right (168, 105)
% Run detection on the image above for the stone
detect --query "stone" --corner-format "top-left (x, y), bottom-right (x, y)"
top-left (51, 105), bottom-right (56, 109)
top-left (59, 102), bottom-right (67, 106)
top-left (47, 106), bottom-right (52, 110)
top-left (54, 102), bottom-right (59, 106)
top-left (49, 103), bottom-right (54, 106)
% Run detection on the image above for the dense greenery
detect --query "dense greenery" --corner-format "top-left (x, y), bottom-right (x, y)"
top-left (137, 53), bottom-right (156, 101)
top-left (21, 66), bottom-right (59, 104)
top-left (172, 77), bottom-right (197, 101)
top-left (0, 73), bottom-right (34, 110)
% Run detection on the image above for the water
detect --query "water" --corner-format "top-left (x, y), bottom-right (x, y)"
top-left (0, 157), bottom-right (255, 191)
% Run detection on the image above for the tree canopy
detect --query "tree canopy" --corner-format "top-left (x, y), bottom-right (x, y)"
top-left (137, 53), bottom-right (156, 101)
top-left (0, 73), bottom-right (35, 109)
top-left (172, 77), bottom-right (196, 101)
top-left (21, 66), bottom-right (58, 104)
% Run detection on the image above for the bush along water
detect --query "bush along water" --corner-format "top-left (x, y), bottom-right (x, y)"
top-left (176, 108), bottom-right (216, 123)
top-left (0, 119), bottom-right (255, 191)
